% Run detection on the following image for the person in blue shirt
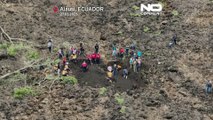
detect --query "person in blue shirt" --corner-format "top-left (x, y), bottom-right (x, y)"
top-left (137, 51), bottom-right (142, 58)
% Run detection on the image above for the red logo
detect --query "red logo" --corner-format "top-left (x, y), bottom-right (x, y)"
top-left (53, 6), bottom-right (59, 13)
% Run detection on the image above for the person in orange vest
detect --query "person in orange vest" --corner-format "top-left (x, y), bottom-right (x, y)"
top-left (96, 53), bottom-right (101, 64)
top-left (81, 61), bottom-right (88, 72)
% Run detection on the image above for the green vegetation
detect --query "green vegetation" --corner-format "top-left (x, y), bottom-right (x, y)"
top-left (6, 43), bottom-right (25, 56)
top-left (99, 87), bottom-right (107, 95)
top-left (172, 10), bottom-right (179, 16)
top-left (120, 106), bottom-right (126, 113)
top-left (143, 26), bottom-right (150, 33)
top-left (0, 43), bottom-right (8, 49)
top-left (13, 86), bottom-right (35, 99)
top-left (27, 50), bottom-right (39, 60)
top-left (45, 74), bottom-right (58, 80)
top-left (61, 76), bottom-right (78, 84)
top-left (116, 31), bottom-right (123, 35)
top-left (132, 5), bottom-right (140, 11)
top-left (158, 2), bottom-right (167, 7)
top-left (114, 93), bottom-right (124, 105)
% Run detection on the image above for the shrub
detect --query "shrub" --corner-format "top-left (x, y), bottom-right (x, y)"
top-left (7, 43), bottom-right (25, 56)
top-left (0, 43), bottom-right (8, 49)
top-left (120, 106), bottom-right (126, 113)
top-left (61, 76), bottom-right (78, 84)
top-left (143, 26), bottom-right (150, 33)
top-left (13, 86), bottom-right (35, 99)
top-left (115, 93), bottom-right (124, 105)
top-left (172, 10), bottom-right (179, 16)
top-left (132, 5), bottom-right (140, 10)
top-left (99, 87), bottom-right (107, 95)
top-left (27, 50), bottom-right (39, 60)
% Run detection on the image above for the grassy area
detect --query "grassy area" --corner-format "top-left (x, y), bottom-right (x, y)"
top-left (114, 93), bottom-right (124, 105)
top-left (61, 76), bottom-right (78, 85)
top-left (0, 43), bottom-right (8, 49)
top-left (13, 86), bottom-right (35, 99)
top-left (26, 50), bottom-right (39, 60)
top-left (99, 87), bottom-right (107, 95)
top-left (6, 43), bottom-right (26, 56)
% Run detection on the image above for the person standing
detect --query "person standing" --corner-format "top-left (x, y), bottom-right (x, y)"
top-left (123, 67), bottom-right (128, 79)
top-left (47, 39), bottom-right (52, 53)
top-left (133, 60), bottom-right (137, 73)
top-left (95, 43), bottom-right (99, 53)
top-left (129, 57), bottom-right (134, 69)
top-left (206, 80), bottom-right (212, 94)
top-left (113, 64), bottom-right (118, 80)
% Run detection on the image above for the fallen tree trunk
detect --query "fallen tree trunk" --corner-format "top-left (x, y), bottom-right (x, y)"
top-left (0, 59), bottom-right (43, 80)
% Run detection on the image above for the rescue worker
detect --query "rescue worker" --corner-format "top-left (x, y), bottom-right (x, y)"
top-left (137, 51), bottom-right (142, 58)
top-left (133, 60), bottom-right (137, 73)
top-left (107, 71), bottom-right (113, 82)
top-left (125, 46), bottom-right (129, 56)
top-left (206, 80), bottom-right (212, 94)
top-left (71, 53), bottom-right (77, 63)
top-left (112, 49), bottom-right (117, 59)
top-left (79, 43), bottom-right (84, 55)
top-left (107, 66), bottom-right (113, 82)
top-left (58, 48), bottom-right (64, 59)
top-left (113, 64), bottom-right (118, 80)
top-left (81, 61), bottom-right (88, 72)
top-left (87, 54), bottom-right (92, 65)
top-left (47, 39), bottom-right (52, 53)
top-left (137, 57), bottom-right (142, 71)
top-left (95, 43), bottom-right (99, 53)
top-left (123, 67), bottom-right (128, 79)
top-left (119, 48), bottom-right (125, 58)
top-left (91, 53), bottom-right (96, 64)
top-left (62, 63), bottom-right (70, 76)
top-left (96, 53), bottom-right (101, 64)
top-left (62, 57), bottom-right (67, 66)
top-left (172, 34), bottom-right (177, 45)
top-left (129, 57), bottom-right (134, 69)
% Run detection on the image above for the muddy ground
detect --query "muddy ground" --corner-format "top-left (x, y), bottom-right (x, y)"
top-left (0, 0), bottom-right (213, 120)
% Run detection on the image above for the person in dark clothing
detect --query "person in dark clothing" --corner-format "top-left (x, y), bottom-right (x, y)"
top-left (79, 43), bottom-right (84, 55)
top-left (206, 80), bottom-right (212, 94)
top-left (123, 67), bottom-right (128, 79)
top-left (95, 43), bottom-right (99, 53)
top-left (172, 34), bottom-right (177, 45)
top-left (125, 46), bottom-right (129, 56)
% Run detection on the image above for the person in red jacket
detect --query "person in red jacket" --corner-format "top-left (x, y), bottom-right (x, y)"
top-left (81, 61), bottom-right (88, 72)
top-left (86, 54), bottom-right (92, 65)
top-left (91, 53), bottom-right (97, 64)
top-left (96, 53), bottom-right (101, 64)
top-left (119, 48), bottom-right (125, 58)
top-left (62, 57), bottom-right (67, 66)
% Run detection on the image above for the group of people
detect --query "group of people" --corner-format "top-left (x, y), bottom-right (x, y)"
top-left (48, 38), bottom-right (101, 76)
top-left (105, 43), bottom-right (144, 82)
